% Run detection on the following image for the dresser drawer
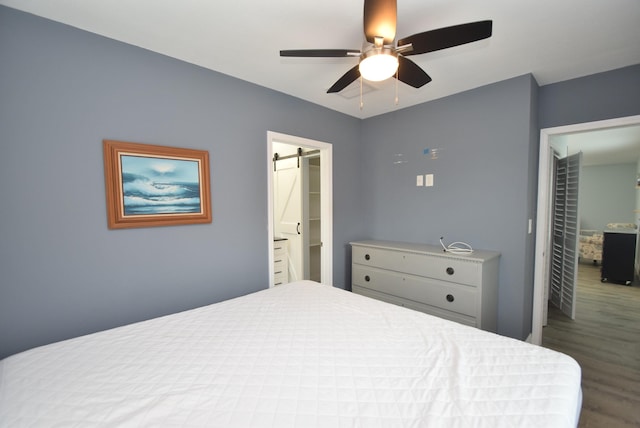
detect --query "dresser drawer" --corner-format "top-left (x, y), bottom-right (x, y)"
top-left (274, 258), bottom-right (287, 275)
top-left (352, 285), bottom-right (475, 327)
top-left (352, 245), bottom-right (481, 286)
top-left (352, 265), bottom-right (477, 318)
top-left (273, 241), bottom-right (288, 258)
top-left (274, 273), bottom-right (288, 286)
top-left (273, 250), bottom-right (287, 266)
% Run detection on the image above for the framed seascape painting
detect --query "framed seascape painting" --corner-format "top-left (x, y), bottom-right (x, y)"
top-left (103, 140), bottom-right (212, 229)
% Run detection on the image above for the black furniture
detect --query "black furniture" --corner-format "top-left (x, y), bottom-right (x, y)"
top-left (601, 231), bottom-right (637, 285)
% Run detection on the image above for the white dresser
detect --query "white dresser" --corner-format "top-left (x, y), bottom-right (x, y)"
top-left (351, 240), bottom-right (500, 331)
top-left (273, 239), bottom-right (289, 286)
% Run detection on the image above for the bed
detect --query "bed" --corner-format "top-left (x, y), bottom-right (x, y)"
top-left (0, 281), bottom-right (582, 427)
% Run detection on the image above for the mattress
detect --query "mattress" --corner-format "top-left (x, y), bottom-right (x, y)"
top-left (0, 281), bottom-right (581, 427)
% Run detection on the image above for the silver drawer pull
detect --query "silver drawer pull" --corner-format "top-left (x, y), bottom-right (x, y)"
top-left (446, 294), bottom-right (455, 302)
top-left (275, 271), bottom-right (282, 274)
top-left (446, 267), bottom-right (454, 275)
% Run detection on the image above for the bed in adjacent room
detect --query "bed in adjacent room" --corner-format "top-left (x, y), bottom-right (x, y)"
top-left (0, 280), bottom-right (581, 427)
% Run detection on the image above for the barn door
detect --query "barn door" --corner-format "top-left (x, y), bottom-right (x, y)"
top-left (549, 152), bottom-right (582, 319)
top-left (274, 158), bottom-right (303, 282)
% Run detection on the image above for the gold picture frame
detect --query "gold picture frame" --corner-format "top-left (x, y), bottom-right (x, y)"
top-left (103, 140), bottom-right (212, 229)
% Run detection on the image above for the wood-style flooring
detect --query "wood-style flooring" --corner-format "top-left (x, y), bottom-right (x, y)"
top-left (542, 262), bottom-right (640, 427)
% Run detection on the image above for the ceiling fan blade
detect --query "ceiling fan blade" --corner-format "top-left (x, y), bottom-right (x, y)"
top-left (398, 20), bottom-right (492, 56)
top-left (395, 56), bottom-right (432, 88)
top-left (364, 0), bottom-right (396, 45)
top-left (280, 49), bottom-right (360, 57)
top-left (327, 65), bottom-right (361, 93)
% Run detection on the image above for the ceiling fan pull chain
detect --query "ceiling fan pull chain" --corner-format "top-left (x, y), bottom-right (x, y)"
top-left (395, 67), bottom-right (399, 105)
top-left (360, 75), bottom-right (364, 110)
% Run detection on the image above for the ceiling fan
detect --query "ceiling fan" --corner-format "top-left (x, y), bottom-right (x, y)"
top-left (280, 0), bottom-right (492, 94)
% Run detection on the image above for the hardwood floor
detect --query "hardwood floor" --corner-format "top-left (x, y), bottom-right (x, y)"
top-left (542, 262), bottom-right (640, 427)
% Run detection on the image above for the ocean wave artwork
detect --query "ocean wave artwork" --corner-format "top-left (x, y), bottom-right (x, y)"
top-left (120, 155), bottom-right (202, 215)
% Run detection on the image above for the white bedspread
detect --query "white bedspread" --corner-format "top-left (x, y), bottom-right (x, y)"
top-left (0, 281), bottom-right (581, 427)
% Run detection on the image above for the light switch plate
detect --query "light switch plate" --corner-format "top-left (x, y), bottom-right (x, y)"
top-left (416, 175), bottom-right (424, 186)
top-left (425, 174), bottom-right (434, 187)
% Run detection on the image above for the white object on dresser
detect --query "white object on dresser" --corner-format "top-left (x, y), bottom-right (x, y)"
top-left (273, 239), bottom-right (289, 286)
top-left (351, 240), bottom-right (500, 331)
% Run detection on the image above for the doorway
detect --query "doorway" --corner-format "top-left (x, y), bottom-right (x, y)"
top-left (531, 114), bottom-right (640, 345)
top-left (267, 131), bottom-right (333, 288)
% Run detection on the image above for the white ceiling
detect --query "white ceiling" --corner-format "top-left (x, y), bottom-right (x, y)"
top-left (2, 0), bottom-right (640, 165)
top-left (2, 0), bottom-right (639, 120)
top-left (551, 124), bottom-right (640, 167)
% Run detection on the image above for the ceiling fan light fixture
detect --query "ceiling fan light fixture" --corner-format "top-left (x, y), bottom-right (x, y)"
top-left (359, 48), bottom-right (398, 82)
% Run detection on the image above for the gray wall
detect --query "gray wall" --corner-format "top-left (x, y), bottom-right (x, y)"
top-left (539, 64), bottom-right (640, 129)
top-left (360, 75), bottom-right (539, 340)
top-left (580, 163), bottom-right (637, 231)
top-left (0, 6), bottom-right (363, 359)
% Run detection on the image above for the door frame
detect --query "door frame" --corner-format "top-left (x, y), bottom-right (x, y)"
top-left (267, 131), bottom-right (333, 287)
top-left (531, 114), bottom-right (640, 345)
